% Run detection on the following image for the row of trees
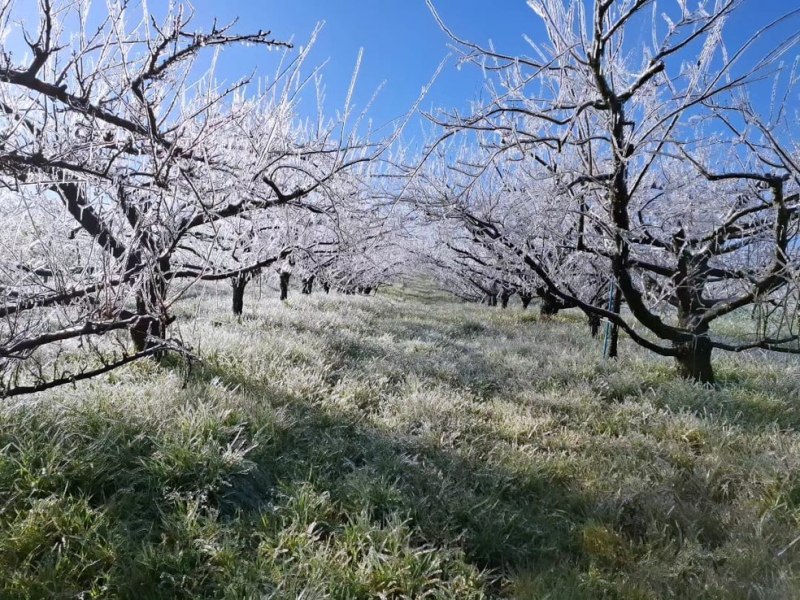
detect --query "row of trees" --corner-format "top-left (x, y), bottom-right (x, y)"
top-left (0, 0), bottom-right (401, 397)
top-left (409, 0), bottom-right (800, 383)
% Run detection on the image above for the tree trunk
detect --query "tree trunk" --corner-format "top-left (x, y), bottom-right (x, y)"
top-left (131, 294), bottom-right (168, 354)
top-left (540, 293), bottom-right (560, 318)
top-left (279, 272), bottom-right (291, 300)
top-left (131, 260), bottom-right (169, 356)
top-left (130, 293), bottom-right (150, 353)
top-left (674, 304), bottom-right (715, 384)
top-left (500, 291), bottom-right (511, 309)
top-left (673, 336), bottom-right (715, 384)
top-left (322, 282), bottom-right (330, 294)
top-left (588, 314), bottom-right (601, 338)
top-left (487, 293), bottom-right (498, 307)
top-left (232, 275), bottom-right (247, 316)
top-left (520, 294), bottom-right (532, 310)
top-left (301, 275), bottom-right (315, 295)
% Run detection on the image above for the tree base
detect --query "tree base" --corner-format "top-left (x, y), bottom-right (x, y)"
top-left (232, 277), bottom-right (247, 316)
top-left (279, 273), bottom-right (290, 301)
top-left (674, 337), bottom-right (715, 384)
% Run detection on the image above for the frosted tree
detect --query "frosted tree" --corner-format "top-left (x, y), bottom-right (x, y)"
top-left (422, 0), bottom-right (800, 382)
top-left (404, 140), bottom-right (609, 332)
top-left (0, 0), bottom-right (377, 395)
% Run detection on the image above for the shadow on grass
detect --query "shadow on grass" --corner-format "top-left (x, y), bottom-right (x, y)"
top-left (184, 357), bottom-right (593, 578)
top-left (0, 354), bottom-right (598, 598)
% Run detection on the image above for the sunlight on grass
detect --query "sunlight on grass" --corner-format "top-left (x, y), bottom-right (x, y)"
top-left (0, 284), bottom-right (798, 598)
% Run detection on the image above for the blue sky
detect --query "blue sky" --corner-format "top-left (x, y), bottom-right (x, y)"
top-left (189, 1), bottom-right (797, 136)
top-left (188, 0), bottom-right (541, 137)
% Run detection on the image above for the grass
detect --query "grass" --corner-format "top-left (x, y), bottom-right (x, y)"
top-left (1, 281), bottom-right (799, 598)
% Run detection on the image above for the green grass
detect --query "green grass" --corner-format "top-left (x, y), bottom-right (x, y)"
top-left (1, 282), bottom-right (799, 598)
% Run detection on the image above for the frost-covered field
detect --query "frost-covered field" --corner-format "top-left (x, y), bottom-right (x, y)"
top-left (1, 284), bottom-right (799, 598)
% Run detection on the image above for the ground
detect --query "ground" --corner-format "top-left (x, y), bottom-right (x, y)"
top-left (1, 283), bottom-right (799, 599)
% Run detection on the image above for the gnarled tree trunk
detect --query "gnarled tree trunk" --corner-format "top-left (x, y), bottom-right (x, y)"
top-left (539, 292), bottom-right (560, 318)
top-left (231, 274), bottom-right (248, 316)
top-left (500, 290), bottom-right (512, 309)
top-left (131, 259), bottom-right (170, 356)
top-left (673, 335), bottom-right (714, 384)
top-left (672, 242), bottom-right (716, 383)
top-left (673, 299), bottom-right (716, 383)
top-left (301, 275), bottom-right (315, 295)
top-left (588, 314), bottom-right (601, 338)
top-left (279, 272), bottom-right (291, 300)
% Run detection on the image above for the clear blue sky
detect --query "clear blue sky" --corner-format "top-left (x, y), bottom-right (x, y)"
top-left (189, 0), bottom-right (541, 138)
top-left (189, 1), bottom-right (797, 136)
